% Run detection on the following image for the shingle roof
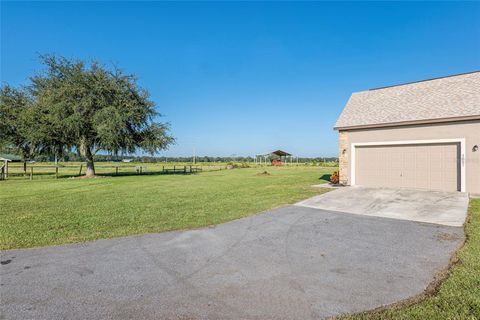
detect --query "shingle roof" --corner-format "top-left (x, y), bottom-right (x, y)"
top-left (335, 71), bottom-right (480, 129)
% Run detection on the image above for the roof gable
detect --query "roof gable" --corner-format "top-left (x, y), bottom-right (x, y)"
top-left (335, 71), bottom-right (480, 129)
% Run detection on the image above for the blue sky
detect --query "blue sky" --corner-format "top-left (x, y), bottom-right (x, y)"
top-left (1, 2), bottom-right (479, 157)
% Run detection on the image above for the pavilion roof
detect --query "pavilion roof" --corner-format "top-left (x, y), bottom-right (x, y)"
top-left (270, 150), bottom-right (291, 156)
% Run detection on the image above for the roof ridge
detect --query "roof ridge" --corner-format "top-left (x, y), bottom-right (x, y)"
top-left (369, 70), bottom-right (480, 91)
top-left (336, 71), bottom-right (480, 130)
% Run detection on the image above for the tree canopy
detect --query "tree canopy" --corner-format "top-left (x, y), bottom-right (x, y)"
top-left (0, 55), bottom-right (174, 176)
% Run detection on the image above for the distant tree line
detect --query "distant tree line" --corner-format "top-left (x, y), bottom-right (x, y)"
top-left (18, 152), bottom-right (338, 164)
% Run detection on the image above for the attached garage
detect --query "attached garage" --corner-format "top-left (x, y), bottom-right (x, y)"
top-left (335, 71), bottom-right (480, 194)
top-left (353, 141), bottom-right (462, 192)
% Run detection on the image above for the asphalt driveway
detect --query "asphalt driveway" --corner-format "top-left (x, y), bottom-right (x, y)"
top-left (0, 202), bottom-right (464, 319)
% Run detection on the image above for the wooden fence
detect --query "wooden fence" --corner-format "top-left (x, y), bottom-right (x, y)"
top-left (1, 164), bottom-right (209, 181)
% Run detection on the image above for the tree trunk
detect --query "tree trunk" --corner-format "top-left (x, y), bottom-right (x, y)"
top-left (85, 147), bottom-right (95, 177)
top-left (81, 141), bottom-right (96, 177)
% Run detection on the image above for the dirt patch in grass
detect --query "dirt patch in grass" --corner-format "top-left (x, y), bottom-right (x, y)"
top-left (256, 171), bottom-right (271, 176)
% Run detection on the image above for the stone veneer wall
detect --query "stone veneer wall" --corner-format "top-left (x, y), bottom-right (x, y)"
top-left (338, 131), bottom-right (349, 185)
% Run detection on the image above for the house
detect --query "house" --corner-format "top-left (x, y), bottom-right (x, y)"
top-left (334, 71), bottom-right (480, 194)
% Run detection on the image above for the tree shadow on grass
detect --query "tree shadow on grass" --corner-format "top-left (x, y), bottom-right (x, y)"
top-left (100, 171), bottom-right (197, 177)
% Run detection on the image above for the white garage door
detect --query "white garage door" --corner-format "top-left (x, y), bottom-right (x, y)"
top-left (355, 143), bottom-right (460, 192)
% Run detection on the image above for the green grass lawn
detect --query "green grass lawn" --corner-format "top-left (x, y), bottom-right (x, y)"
top-left (3, 167), bottom-right (477, 319)
top-left (0, 167), bottom-right (334, 249)
top-left (339, 198), bottom-right (480, 320)
top-left (4, 161), bottom-right (335, 180)
top-left (4, 161), bottom-right (238, 179)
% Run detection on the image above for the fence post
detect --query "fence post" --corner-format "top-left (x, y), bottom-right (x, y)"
top-left (5, 161), bottom-right (8, 179)
top-left (162, 166), bottom-right (164, 173)
top-left (184, 166), bottom-right (186, 174)
top-left (30, 167), bottom-right (33, 180)
top-left (189, 165), bottom-right (192, 173)
top-left (56, 166), bottom-right (59, 179)
top-left (79, 164), bottom-right (83, 176)
top-left (24, 161), bottom-right (27, 176)
top-left (116, 166), bottom-right (118, 175)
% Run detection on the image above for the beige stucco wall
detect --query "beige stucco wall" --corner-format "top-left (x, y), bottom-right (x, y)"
top-left (338, 131), bottom-right (349, 184)
top-left (338, 120), bottom-right (480, 194)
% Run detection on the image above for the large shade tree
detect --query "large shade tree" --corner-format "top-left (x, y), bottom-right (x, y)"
top-left (0, 85), bottom-right (35, 159)
top-left (0, 55), bottom-right (174, 177)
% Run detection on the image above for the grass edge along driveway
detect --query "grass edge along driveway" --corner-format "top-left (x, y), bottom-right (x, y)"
top-left (339, 198), bottom-right (480, 320)
top-left (1, 167), bottom-right (333, 250)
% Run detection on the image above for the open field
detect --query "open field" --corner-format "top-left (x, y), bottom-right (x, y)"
top-left (339, 198), bottom-right (480, 320)
top-left (3, 161), bottom-right (234, 180)
top-left (0, 167), bottom-right (334, 249)
top-left (2, 161), bottom-right (338, 180)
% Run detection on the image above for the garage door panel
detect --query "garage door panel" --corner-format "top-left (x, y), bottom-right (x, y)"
top-left (355, 143), bottom-right (459, 192)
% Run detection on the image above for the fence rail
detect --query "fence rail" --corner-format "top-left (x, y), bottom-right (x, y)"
top-left (1, 164), bottom-right (212, 180)
top-left (1, 161), bottom-right (337, 181)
